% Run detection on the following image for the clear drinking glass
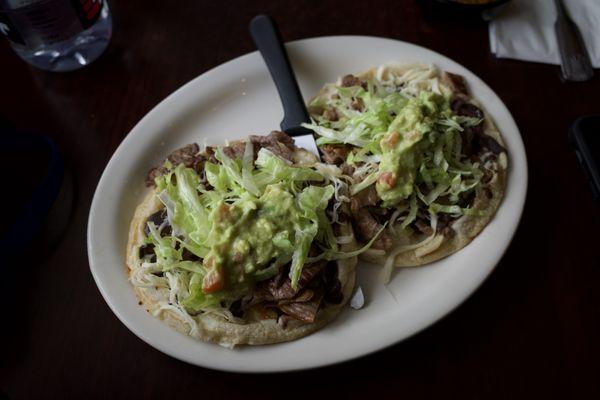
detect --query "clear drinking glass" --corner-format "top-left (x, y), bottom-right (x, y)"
top-left (0, 0), bottom-right (112, 71)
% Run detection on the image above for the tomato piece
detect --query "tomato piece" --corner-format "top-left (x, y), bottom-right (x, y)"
top-left (202, 267), bottom-right (224, 293)
top-left (378, 171), bottom-right (396, 188)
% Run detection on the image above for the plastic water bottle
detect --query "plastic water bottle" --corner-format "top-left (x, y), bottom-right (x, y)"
top-left (0, 0), bottom-right (112, 72)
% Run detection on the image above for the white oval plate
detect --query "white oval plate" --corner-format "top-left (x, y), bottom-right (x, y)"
top-left (88, 36), bottom-right (527, 373)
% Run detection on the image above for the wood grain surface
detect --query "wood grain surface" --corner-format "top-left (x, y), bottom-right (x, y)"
top-left (1, 1), bottom-right (598, 398)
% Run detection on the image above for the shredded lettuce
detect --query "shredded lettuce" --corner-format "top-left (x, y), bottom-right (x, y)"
top-left (350, 170), bottom-right (379, 195)
top-left (254, 148), bottom-right (323, 185)
top-left (304, 65), bottom-right (486, 235)
top-left (135, 142), bottom-right (365, 315)
top-left (308, 223), bottom-right (387, 263)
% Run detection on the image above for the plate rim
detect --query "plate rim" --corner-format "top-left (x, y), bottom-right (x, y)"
top-left (88, 35), bottom-right (528, 373)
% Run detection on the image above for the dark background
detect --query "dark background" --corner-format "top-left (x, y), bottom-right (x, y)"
top-left (1, 0), bottom-right (599, 398)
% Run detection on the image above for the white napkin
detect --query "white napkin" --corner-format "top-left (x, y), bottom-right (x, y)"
top-left (489, 0), bottom-right (600, 68)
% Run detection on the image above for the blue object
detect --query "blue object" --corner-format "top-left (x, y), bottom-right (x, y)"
top-left (0, 132), bottom-right (65, 263)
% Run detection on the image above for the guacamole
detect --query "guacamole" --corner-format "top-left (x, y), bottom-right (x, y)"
top-left (145, 148), bottom-right (337, 312)
top-left (376, 91), bottom-right (450, 206)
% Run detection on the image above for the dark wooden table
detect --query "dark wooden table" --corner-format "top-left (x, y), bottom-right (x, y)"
top-left (2, 1), bottom-right (599, 398)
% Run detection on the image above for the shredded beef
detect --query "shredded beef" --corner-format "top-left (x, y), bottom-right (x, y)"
top-left (436, 213), bottom-right (456, 237)
top-left (168, 143), bottom-right (200, 165)
top-left (349, 186), bottom-right (392, 250)
top-left (256, 261), bottom-right (328, 303)
top-left (143, 208), bottom-right (171, 237)
top-left (278, 292), bottom-right (325, 323)
top-left (230, 299), bottom-right (244, 318)
top-left (341, 74), bottom-right (362, 87)
top-left (253, 279), bottom-right (291, 303)
top-left (451, 97), bottom-right (484, 119)
top-left (250, 260), bottom-right (342, 325)
top-left (351, 185), bottom-right (380, 211)
top-left (145, 143), bottom-right (204, 187)
top-left (222, 141), bottom-right (246, 159)
top-left (442, 72), bottom-right (469, 95)
top-left (414, 218), bottom-right (433, 236)
top-left (146, 167), bottom-right (166, 188)
top-left (222, 131), bottom-right (296, 162)
top-left (278, 314), bottom-right (291, 328)
top-left (267, 130), bottom-right (295, 148)
top-left (250, 130), bottom-right (294, 148)
top-left (461, 129), bottom-right (476, 157)
top-left (350, 185), bottom-right (392, 250)
top-left (367, 206), bottom-right (393, 225)
top-left (308, 105), bottom-right (325, 116)
top-left (323, 261), bottom-right (343, 304)
top-left (483, 187), bottom-right (493, 199)
top-left (145, 132), bottom-right (298, 187)
top-left (249, 131), bottom-right (296, 161)
top-left (450, 97), bottom-right (506, 157)
top-left (436, 213), bottom-right (450, 230)
top-left (204, 146), bottom-right (218, 163)
top-left (352, 207), bottom-right (393, 250)
top-left (341, 162), bottom-right (355, 176)
top-left (441, 225), bottom-right (455, 238)
top-left (478, 135), bottom-right (506, 155)
top-left (138, 244), bottom-right (156, 261)
top-left (308, 244), bottom-right (320, 257)
top-left (351, 97), bottom-right (364, 111)
top-left (323, 107), bottom-right (339, 121)
top-left (297, 261), bottom-right (328, 289)
top-left (325, 280), bottom-right (343, 304)
top-left (139, 209), bottom-right (172, 260)
top-left (181, 248), bottom-right (200, 261)
top-left (458, 190), bottom-right (477, 208)
top-left (145, 133), bottom-right (292, 190)
top-left (320, 144), bottom-right (351, 165)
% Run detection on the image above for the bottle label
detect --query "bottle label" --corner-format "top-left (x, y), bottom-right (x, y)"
top-left (0, 0), bottom-right (104, 47)
top-left (70, 0), bottom-right (103, 30)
